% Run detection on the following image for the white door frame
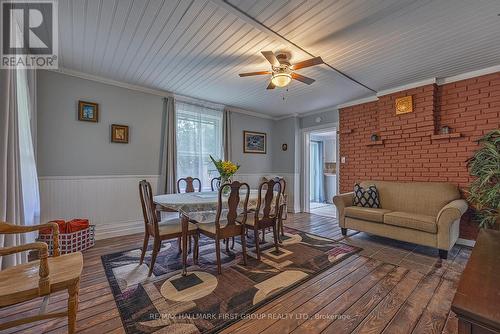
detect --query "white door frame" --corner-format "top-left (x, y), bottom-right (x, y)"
top-left (300, 123), bottom-right (339, 213)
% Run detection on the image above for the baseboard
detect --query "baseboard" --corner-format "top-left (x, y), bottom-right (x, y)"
top-left (456, 238), bottom-right (476, 247)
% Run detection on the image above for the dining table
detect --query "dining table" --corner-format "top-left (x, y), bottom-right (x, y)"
top-left (154, 190), bottom-right (280, 275)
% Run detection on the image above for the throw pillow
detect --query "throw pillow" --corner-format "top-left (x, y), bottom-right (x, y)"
top-left (353, 184), bottom-right (381, 208)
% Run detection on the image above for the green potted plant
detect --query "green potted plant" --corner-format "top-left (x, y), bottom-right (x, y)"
top-left (466, 129), bottom-right (500, 229)
top-left (209, 155), bottom-right (240, 195)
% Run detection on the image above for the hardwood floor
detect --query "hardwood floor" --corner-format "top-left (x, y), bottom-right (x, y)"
top-left (0, 213), bottom-right (470, 334)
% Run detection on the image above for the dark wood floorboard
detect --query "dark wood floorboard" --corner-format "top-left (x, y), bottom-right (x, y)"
top-left (0, 212), bottom-right (470, 334)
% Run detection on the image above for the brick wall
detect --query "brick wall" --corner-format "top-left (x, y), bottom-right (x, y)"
top-left (339, 72), bottom-right (500, 240)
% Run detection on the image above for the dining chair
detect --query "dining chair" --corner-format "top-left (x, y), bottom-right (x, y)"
top-left (210, 177), bottom-right (221, 191)
top-left (0, 222), bottom-right (83, 333)
top-left (197, 181), bottom-right (250, 274)
top-left (139, 180), bottom-right (199, 276)
top-left (244, 179), bottom-right (282, 260)
top-left (272, 177), bottom-right (287, 240)
top-left (177, 177), bottom-right (202, 193)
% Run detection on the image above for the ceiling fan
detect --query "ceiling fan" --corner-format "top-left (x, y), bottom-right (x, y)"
top-left (239, 51), bottom-right (324, 89)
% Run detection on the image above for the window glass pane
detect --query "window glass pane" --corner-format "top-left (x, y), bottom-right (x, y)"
top-left (175, 102), bottom-right (223, 191)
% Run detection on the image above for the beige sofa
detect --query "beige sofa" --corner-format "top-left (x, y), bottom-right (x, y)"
top-left (333, 181), bottom-right (468, 258)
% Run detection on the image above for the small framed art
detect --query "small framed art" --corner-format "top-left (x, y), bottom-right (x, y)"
top-left (243, 131), bottom-right (266, 154)
top-left (395, 96), bottom-right (413, 115)
top-left (111, 124), bottom-right (129, 143)
top-left (78, 101), bottom-right (99, 122)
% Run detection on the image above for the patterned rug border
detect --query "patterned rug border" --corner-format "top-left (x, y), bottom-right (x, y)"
top-left (101, 227), bottom-right (362, 334)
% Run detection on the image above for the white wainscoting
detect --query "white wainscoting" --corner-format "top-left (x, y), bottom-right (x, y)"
top-left (39, 173), bottom-right (301, 240)
top-left (39, 175), bottom-right (159, 240)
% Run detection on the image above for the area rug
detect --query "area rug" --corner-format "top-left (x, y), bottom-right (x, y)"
top-left (101, 227), bottom-right (361, 334)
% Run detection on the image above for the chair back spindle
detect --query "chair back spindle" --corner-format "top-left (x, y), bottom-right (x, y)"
top-left (139, 180), bottom-right (160, 237)
top-left (256, 179), bottom-right (281, 223)
top-left (177, 177), bottom-right (202, 193)
top-left (215, 181), bottom-right (250, 231)
top-left (211, 177), bottom-right (221, 191)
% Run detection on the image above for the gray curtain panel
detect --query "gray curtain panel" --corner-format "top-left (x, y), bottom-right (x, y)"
top-left (223, 109), bottom-right (232, 161)
top-left (158, 97), bottom-right (177, 194)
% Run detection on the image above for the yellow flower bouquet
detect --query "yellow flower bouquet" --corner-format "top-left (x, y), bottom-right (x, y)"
top-left (209, 155), bottom-right (240, 187)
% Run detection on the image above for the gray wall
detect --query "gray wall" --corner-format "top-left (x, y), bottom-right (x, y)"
top-left (229, 112), bottom-right (274, 174)
top-left (299, 109), bottom-right (339, 129)
top-left (37, 71), bottom-right (163, 176)
top-left (272, 117), bottom-right (299, 174)
top-left (37, 71), bottom-right (328, 178)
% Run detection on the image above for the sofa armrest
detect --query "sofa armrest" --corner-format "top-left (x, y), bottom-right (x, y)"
top-left (333, 192), bottom-right (354, 227)
top-left (436, 199), bottom-right (468, 250)
top-left (437, 199), bottom-right (468, 227)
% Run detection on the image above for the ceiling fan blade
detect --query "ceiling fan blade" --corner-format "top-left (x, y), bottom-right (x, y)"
top-left (291, 56), bottom-right (324, 70)
top-left (238, 71), bottom-right (272, 77)
top-left (292, 73), bottom-right (315, 85)
top-left (266, 81), bottom-right (276, 90)
top-left (261, 51), bottom-right (280, 67)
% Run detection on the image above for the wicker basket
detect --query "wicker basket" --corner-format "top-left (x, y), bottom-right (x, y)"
top-left (37, 225), bottom-right (95, 255)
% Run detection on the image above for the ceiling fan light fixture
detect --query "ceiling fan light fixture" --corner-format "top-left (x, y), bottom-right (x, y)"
top-left (271, 72), bottom-right (292, 88)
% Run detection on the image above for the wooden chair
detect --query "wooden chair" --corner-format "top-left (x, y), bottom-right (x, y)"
top-left (177, 177), bottom-right (202, 193)
top-left (0, 222), bottom-right (83, 333)
top-left (210, 177), bottom-right (221, 191)
top-left (245, 179), bottom-right (282, 260)
top-left (272, 177), bottom-right (287, 240)
top-left (197, 181), bottom-right (250, 274)
top-left (139, 180), bottom-right (199, 276)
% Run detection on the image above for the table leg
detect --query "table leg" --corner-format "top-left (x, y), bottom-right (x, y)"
top-left (181, 215), bottom-right (188, 276)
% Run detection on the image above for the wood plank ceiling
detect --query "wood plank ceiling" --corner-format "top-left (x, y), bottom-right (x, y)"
top-left (58, 0), bottom-right (500, 116)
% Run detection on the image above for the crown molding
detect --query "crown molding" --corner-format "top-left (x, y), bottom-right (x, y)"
top-left (49, 68), bottom-right (274, 120)
top-left (376, 78), bottom-right (437, 97)
top-left (173, 93), bottom-right (225, 110)
top-left (296, 107), bottom-right (337, 118)
top-left (274, 113), bottom-right (299, 121)
top-left (50, 68), bottom-right (172, 97)
top-left (336, 96), bottom-right (379, 109)
top-left (49, 63), bottom-right (500, 121)
top-left (227, 106), bottom-right (275, 120)
top-left (436, 64), bottom-right (500, 85)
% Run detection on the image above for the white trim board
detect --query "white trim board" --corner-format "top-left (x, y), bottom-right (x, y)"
top-left (311, 65), bottom-right (500, 113)
top-left (40, 172), bottom-right (301, 239)
top-left (376, 78), bottom-right (437, 97)
top-left (49, 68), bottom-right (273, 121)
top-left (456, 238), bottom-right (476, 248)
top-left (50, 62), bottom-right (500, 120)
top-left (39, 174), bottom-right (160, 240)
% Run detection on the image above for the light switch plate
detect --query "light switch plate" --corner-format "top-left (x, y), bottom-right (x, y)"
top-left (341, 157), bottom-right (346, 163)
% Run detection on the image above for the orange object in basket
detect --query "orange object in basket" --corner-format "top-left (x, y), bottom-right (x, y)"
top-left (40, 220), bottom-right (67, 234)
top-left (66, 219), bottom-right (90, 233)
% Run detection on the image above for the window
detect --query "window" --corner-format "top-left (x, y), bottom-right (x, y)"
top-left (176, 101), bottom-right (223, 191)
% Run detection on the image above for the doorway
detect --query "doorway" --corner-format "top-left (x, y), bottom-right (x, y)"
top-left (302, 127), bottom-right (338, 217)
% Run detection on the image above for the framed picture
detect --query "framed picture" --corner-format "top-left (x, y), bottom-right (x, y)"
top-left (78, 101), bottom-right (99, 122)
top-left (395, 96), bottom-right (413, 115)
top-left (111, 124), bottom-right (129, 143)
top-left (243, 131), bottom-right (266, 154)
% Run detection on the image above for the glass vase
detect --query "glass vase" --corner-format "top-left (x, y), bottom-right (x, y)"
top-left (221, 176), bottom-right (231, 196)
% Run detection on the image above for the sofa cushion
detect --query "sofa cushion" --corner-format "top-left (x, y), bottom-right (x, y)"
top-left (384, 211), bottom-right (437, 233)
top-left (353, 184), bottom-right (381, 208)
top-left (360, 181), bottom-right (460, 217)
top-left (344, 206), bottom-right (393, 223)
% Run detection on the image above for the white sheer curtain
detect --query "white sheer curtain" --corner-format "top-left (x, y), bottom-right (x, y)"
top-left (175, 101), bottom-right (223, 191)
top-left (0, 69), bottom-right (40, 269)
